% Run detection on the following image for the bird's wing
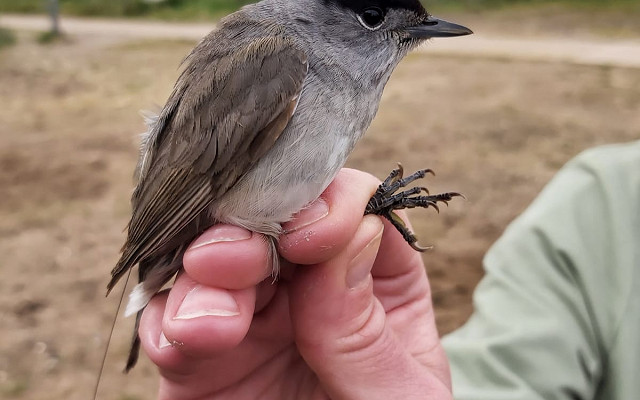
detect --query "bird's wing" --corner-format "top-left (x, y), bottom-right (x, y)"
top-left (108, 34), bottom-right (308, 293)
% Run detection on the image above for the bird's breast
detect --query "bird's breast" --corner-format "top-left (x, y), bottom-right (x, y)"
top-left (212, 71), bottom-right (380, 233)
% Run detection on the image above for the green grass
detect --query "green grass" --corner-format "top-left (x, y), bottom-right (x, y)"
top-left (144, 0), bottom-right (253, 20)
top-left (1, 0), bottom-right (638, 20)
top-left (1, 379), bottom-right (29, 398)
top-left (0, 0), bottom-right (251, 19)
top-left (37, 30), bottom-right (66, 44)
top-left (0, 0), bottom-right (43, 14)
top-left (118, 395), bottom-right (144, 400)
top-left (425, 0), bottom-right (639, 12)
top-left (0, 27), bottom-right (16, 48)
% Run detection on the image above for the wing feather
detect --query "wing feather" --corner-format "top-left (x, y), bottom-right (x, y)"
top-left (108, 31), bottom-right (308, 293)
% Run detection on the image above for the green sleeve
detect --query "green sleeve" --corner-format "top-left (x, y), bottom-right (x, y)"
top-left (442, 141), bottom-right (640, 400)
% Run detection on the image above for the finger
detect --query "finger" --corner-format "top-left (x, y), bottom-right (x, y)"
top-left (145, 272), bottom-right (256, 366)
top-left (139, 290), bottom-right (193, 374)
top-left (290, 215), bottom-right (450, 399)
top-left (371, 212), bottom-right (432, 312)
top-left (183, 225), bottom-right (272, 290)
top-left (139, 286), bottom-right (264, 399)
top-left (371, 214), bottom-right (450, 386)
top-left (279, 168), bottom-right (381, 265)
top-left (373, 210), bottom-right (425, 278)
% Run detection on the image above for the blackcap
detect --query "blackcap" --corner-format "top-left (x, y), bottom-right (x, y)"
top-left (107, 0), bottom-right (472, 371)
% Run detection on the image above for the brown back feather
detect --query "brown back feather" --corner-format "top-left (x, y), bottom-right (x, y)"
top-left (108, 24), bottom-right (308, 293)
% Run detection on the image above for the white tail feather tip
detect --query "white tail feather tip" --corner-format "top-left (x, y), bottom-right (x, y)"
top-left (125, 283), bottom-right (153, 317)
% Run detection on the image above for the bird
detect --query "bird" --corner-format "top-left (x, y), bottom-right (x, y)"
top-left (107, 0), bottom-right (472, 371)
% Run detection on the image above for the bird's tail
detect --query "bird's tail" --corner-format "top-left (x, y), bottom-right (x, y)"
top-left (125, 310), bottom-right (143, 372)
top-left (122, 252), bottom-right (184, 370)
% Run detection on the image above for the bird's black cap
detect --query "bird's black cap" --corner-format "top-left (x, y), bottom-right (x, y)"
top-left (324, 0), bottom-right (473, 38)
top-left (324, 0), bottom-right (427, 15)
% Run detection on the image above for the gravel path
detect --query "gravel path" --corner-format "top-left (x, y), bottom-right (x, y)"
top-left (2, 14), bottom-right (640, 68)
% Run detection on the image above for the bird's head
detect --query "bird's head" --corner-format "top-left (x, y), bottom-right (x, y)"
top-left (330, 0), bottom-right (472, 46)
top-left (273, 0), bottom-right (472, 84)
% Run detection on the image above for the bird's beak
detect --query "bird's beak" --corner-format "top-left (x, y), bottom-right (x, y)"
top-left (406, 16), bottom-right (473, 39)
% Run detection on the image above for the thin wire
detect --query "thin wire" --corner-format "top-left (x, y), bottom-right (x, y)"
top-left (92, 268), bottom-right (132, 400)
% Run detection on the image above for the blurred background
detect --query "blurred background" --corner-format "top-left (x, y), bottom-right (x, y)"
top-left (0, 0), bottom-right (639, 399)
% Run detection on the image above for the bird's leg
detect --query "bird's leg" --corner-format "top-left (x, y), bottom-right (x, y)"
top-left (365, 164), bottom-right (463, 252)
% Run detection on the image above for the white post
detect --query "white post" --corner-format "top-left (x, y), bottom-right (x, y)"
top-left (48, 0), bottom-right (60, 35)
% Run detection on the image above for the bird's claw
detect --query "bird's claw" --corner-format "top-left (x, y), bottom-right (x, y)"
top-left (365, 166), bottom-right (462, 251)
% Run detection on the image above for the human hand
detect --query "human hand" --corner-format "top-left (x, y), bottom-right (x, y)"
top-left (138, 168), bottom-right (452, 400)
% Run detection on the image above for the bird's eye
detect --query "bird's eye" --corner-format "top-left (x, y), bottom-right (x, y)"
top-left (358, 7), bottom-right (385, 30)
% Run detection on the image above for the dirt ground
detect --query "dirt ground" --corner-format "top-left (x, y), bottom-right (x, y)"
top-left (1, 21), bottom-right (639, 400)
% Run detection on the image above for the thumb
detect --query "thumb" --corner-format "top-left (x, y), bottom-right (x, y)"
top-left (290, 216), bottom-right (448, 400)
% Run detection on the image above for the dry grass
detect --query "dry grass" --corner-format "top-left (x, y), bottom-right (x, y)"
top-left (0, 28), bottom-right (638, 400)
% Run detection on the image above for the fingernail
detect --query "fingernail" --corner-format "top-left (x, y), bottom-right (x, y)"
top-left (283, 197), bottom-right (329, 233)
top-left (174, 285), bottom-right (240, 320)
top-left (190, 225), bottom-right (252, 250)
top-left (346, 225), bottom-right (383, 289)
top-left (159, 331), bottom-right (171, 349)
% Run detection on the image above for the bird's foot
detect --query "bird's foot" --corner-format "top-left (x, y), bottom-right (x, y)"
top-left (364, 163), bottom-right (463, 252)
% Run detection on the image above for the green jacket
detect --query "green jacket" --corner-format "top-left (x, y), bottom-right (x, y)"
top-left (443, 141), bottom-right (640, 400)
